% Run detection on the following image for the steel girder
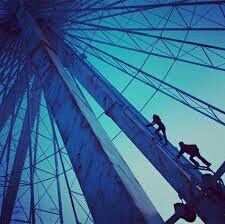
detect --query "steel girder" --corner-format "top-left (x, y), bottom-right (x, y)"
top-left (15, 6), bottom-right (164, 224)
top-left (42, 30), bottom-right (225, 223)
top-left (0, 76), bottom-right (41, 224)
top-left (0, 65), bottom-right (33, 132)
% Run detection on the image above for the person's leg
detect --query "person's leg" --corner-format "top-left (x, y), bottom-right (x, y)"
top-left (162, 128), bottom-right (168, 143)
top-left (197, 154), bottom-right (211, 167)
top-left (189, 155), bottom-right (199, 166)
top-left (155, 127), bottom-right (162, 140)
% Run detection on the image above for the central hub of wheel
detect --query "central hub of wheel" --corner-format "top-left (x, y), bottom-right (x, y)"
top-left (1, 14), bottom-right (21, 36)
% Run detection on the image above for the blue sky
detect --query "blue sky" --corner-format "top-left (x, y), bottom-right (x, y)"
top-left (1, 1), bottom-right (225, 223)
top-left (71, 2), bottom-right (225, 222)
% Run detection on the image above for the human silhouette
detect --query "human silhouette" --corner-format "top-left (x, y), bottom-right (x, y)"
top-left (177, 142), bottom-right (211, 167)
top-left (147, 114), bottom-right (168, 143)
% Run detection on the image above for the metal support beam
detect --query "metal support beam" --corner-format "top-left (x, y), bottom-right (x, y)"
top-left (215, 162), bottom-right (225, 180)
top-left (40, 55), bottom-right (162, 224)
top-left (27, 76), bottom-right (36, 224)
top-left (48, 106), bottom-right (79, 224)
top-left (0, 96), bottom-right (22, 164)
top-left (51, 112), bottom-right (64, 224)
top-left (16, 7), bottom-right (163, 224)
top-left (44, 31), bottom-right (225, 223)
top-left (0, 65), bottom-right (32, 132)
top-left (0, 76), bottom-right (41, 224)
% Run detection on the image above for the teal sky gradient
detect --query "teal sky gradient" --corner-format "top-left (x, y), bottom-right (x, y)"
top-left (1, 2), bottom-right (224, 223)
top-left (73, 3), bottom-right (225, 223)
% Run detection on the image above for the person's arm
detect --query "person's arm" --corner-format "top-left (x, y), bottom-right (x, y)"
top-left (176, 149), bottom-right (184, 159)
top-left (147, 121), bottom-right (155, 127)
top-left (194, 145), bottom-right (199, 151)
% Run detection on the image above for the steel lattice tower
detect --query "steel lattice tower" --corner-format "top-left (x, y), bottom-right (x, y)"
top-left (0, 1), bottom-right (225, 223)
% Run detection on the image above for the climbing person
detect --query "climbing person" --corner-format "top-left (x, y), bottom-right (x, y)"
top-left (147, 114), bottom-right (168, 143)
top-left (176, 142), bottom-right (211, 167)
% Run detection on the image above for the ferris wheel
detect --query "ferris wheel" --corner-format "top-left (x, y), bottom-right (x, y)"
top-left (0, 1), bottom-right (225, 224)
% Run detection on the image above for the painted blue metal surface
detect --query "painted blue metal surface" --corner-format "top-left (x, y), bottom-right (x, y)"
top-left (43, 32), bottom-right (225, 223)
top-left (215, 162), bottom-right (225, 179)
top-left (0, 1), bottom-right (224, 223)
top-left (0, 77), bottom-right (41, 224)
top-left (0, 65), bottom-right (33, 132)
top-left (15, 7), bottom-right (164, 224)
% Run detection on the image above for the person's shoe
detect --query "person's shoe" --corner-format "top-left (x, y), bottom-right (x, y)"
top-left (193, 162), bottom-right (200, 167)
top-left (206, 162), bottom-right (211, 167)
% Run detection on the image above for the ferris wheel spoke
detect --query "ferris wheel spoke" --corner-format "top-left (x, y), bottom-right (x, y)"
top-left (0, 95), bottom-right (22, 171)
top-left (65, 37), bottom-right (126, 73)
top-left (71, 0), bottom-right (127, 22)
top-left (67, 31), bottom-right (225, 73)
top-left (219, 3), bottom-right (225, 17)
top-left (80, 4), bottom-right (224, 29)
top-left (74, 38), bottom-right (225, 126)
top-left (0, 65), bottom-right (33, 134)
top-left (70, 0), bottom-right (225, 26)
top-left (0, 1), bottom-right (225, 223)
top-left (68, 0), bottom-right (224, 15)
top-left (69, 12), bottom-right (168, 93)
top-left (47, 110), bottom-right (81, 223)
top-left (65, 37), bottom-right (225, 74)
top-left (65, 23), bottom-right (225, 51)
top-left (0, 75), bottom-right (41, 223)
top-left (65, 19), bottom-right (225, 32)
top-left (65, 38), bottom-right (225, 129)
top-left (72, 31), bottom-right (221, 79)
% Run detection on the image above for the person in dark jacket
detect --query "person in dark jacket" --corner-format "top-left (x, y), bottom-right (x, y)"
top-left (147, 114), bottom-right (168, 143)
top-left (177, 142), bottom-right (211, 167)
